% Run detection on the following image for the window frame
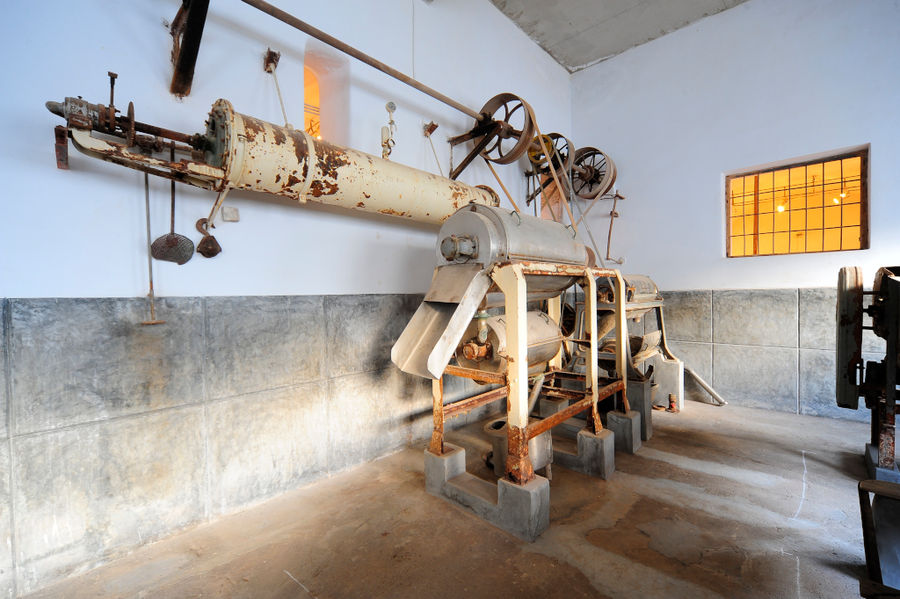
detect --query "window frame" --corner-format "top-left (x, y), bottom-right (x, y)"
top-left (725, 147), bottom-right (869, 258)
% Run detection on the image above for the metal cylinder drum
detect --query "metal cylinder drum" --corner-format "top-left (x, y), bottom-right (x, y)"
top-left (204, 99), bottom-right (499, 224)
top-left (436, 204), bottom-right (592, 294)
top-left (455, 311), bottom-right (562, 373)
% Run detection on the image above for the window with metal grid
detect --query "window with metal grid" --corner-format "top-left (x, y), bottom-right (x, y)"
top-left (726, 148), bottom-right (868, 257)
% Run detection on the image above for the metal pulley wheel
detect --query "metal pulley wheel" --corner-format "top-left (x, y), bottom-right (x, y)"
top-left (836, 265), bottom-right (863, 409)
top-left (571, 147), bottom-right (616, 199)
top-left (478, 93), bottom-right (536, 164)
top-left (527, 133), bottom-right (573, 173)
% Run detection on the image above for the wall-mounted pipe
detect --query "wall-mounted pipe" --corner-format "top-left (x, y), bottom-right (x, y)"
top-left (47, 96), bottom-right (499, 225)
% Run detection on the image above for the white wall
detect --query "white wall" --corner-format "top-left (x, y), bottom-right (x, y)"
top-left (0, 0), bottom-right (570, 298)
top-left (572, 0), bottom-right (900, 290)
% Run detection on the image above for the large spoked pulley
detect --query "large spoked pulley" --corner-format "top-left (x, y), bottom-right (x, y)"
top-left (528, 133), bottom-right (574, 174)
top-left (448, 93), bottom-right (536, 179)
top-left (479, 93), bottom-right (535, 165)
top-left (836, 265), bottom-right (864, 409)
top-left (571, 147), bottom-right (616, 199)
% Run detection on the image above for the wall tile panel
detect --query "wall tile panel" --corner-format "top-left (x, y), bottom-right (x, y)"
top-left (713, 289), bottom-right (798, 347)
top-left (10, 298), bottom-right (203, 435)
top-left (324, 294), bottom-right (420, 378)
top-left (12, 407), bottom-right (205, 595)
top-left (712, 345), bottom-right (797, 412)
top-left (207, 381), bottom-right (329, 515)
top-left (659, 291), bottom-right (711, 342)
top-left (205, 296), bottom-right (325, 400)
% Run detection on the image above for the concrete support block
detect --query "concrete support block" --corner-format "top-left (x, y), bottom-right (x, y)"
top-left (627, 378), bottom-right (654, 440)
top-left (865, 443), bottom-right (900, 484)
top-left (648, 354), bottom-right (684, 412)
top-left (553, 428), bottom-right (615, 480)
top-left (607, 410), bottom-right (641, 454)
top-left (495, 477), bottom-right (550, 541)
top-left (425, 443), bottom-right (550, 541)
top-left (483, 418), bottom-right (552, 478)
top-left (539, 396), bottom-right (567, 418)
top-left (424, 444), bottom-right (466, 495)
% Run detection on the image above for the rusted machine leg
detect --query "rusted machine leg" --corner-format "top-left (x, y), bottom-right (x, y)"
top-left (429, 378), bottom-right (445, 455)
top-left (547, 295), bottom-right (563, 370)
top-left (170, 0), bottom-right (211, 97)
top-left (584, 274), bottom-right (601, 432)
top-left (878, 402), bottom-right (896, 469)
top-left (53, 126), bottom-right (69, 169)
top-left (612, 271), bottom-right (630, 412)
top-left (494, 264), bottom-right (534, 484)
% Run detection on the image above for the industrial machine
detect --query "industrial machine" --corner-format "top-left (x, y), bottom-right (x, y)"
top-left (392, 203), bottom-right (631, 540)
top-left (837, 266), bottom-right (900, 597)
top-left (559, 275), bottom-right (685, 441)
top-left (836, 266), bottom-right (900, 481)
top-left (47, 87), bottom-right (500, 231)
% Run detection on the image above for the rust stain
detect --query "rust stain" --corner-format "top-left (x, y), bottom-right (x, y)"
top-left (241, 115), bottom-right (266, 142)
top-left (309, 180), bottom-right (339, 197)
top-left (288, 130), bottom-right (310, 167)
top-left (286, 174), bottom-right (302, 188)
top-left (274, 174), bottom-right (281, 183)
top-left (378, 208), bottom-right (408, 217)
top-left (356, 202), bottom-right (365, 208)
top-left (272, 125), bottom-right (286, 146)
top-left (363, 192), bottom-right (371, 199)
top-left (505, 425), bottom-right (535, 484)
top-left (314, 140), bottom-right (350, 181)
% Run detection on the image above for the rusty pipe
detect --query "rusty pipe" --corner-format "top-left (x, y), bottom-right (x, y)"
top-left (205, 100), bottom-right (498, 223)
top-left (239, 0), bottom-right (483, 121)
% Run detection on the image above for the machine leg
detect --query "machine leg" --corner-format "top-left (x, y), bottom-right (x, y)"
top-left (429, 377), bottom-right (445, 455)
top-left (585, 275), bottom-right (602, 433)
top-left (494, 264), bottom-right (534, 484)
top-left (878, 403), bottom-right (896, 469)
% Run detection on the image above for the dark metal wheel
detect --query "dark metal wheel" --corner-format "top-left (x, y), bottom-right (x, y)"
top-left (836, 265), bottom-right (864, 409)
top-left (528, 132), bottom-right (574, 173)
top-left (478, 93), bottom-right (535, 165)
top-left (571, 147), bottom-right (616, 199)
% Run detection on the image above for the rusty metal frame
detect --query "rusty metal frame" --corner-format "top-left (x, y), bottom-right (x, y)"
top-left (426, 261), bottom-right (628, 486)
top-left (170, 0), bottom-right (211, 96)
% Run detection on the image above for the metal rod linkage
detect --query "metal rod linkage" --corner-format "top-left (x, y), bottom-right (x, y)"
top-left (240, 0), bottom-right (482, 121)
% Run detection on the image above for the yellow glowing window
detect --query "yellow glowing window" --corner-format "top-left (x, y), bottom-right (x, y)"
top-left (303, 66), bottom-right (321, 139)
top-left (726, 149), bottom-right (868, 257)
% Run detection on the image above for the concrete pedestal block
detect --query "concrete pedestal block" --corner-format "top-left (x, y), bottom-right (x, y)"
top-left (495, 477), bottom-right (550, 541)
top-left (553, 428), bottom-right (615, 480)
top-left (483, 418), bottom-right (553, 478)
top-left (627, 378), bottom-right (654, 441)
top-left (607, 410), bottom-right (642, 454)
top-left (865, 443), bottom-right (900, 484)
top-left (424, 444), bottom-right (466, 495)
top-left (539, 397), bottom-right (567, 418)
top-left (649, 354), bottom-right (684, 411)
top-left (424, 443), bottom-right (550, 541)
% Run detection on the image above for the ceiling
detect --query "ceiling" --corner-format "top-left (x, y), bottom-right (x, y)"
top-left (490, 0), bottom-right (748, 73)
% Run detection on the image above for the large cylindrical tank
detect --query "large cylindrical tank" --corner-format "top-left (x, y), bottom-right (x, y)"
top-left (204, 99), bottom-right (499, 224)
top-left (455, 311), bottom-right (562, 374)
top-left (436, 204), bottom-right (592, 295)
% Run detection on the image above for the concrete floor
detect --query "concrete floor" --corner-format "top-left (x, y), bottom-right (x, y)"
top-left (24, 403), bottom-right (870, 598)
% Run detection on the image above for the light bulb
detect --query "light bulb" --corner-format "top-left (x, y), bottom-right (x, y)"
top-left (832, 198), bottom-right (840, 204)
top-left (776, 205), bottom-right (785, 213)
